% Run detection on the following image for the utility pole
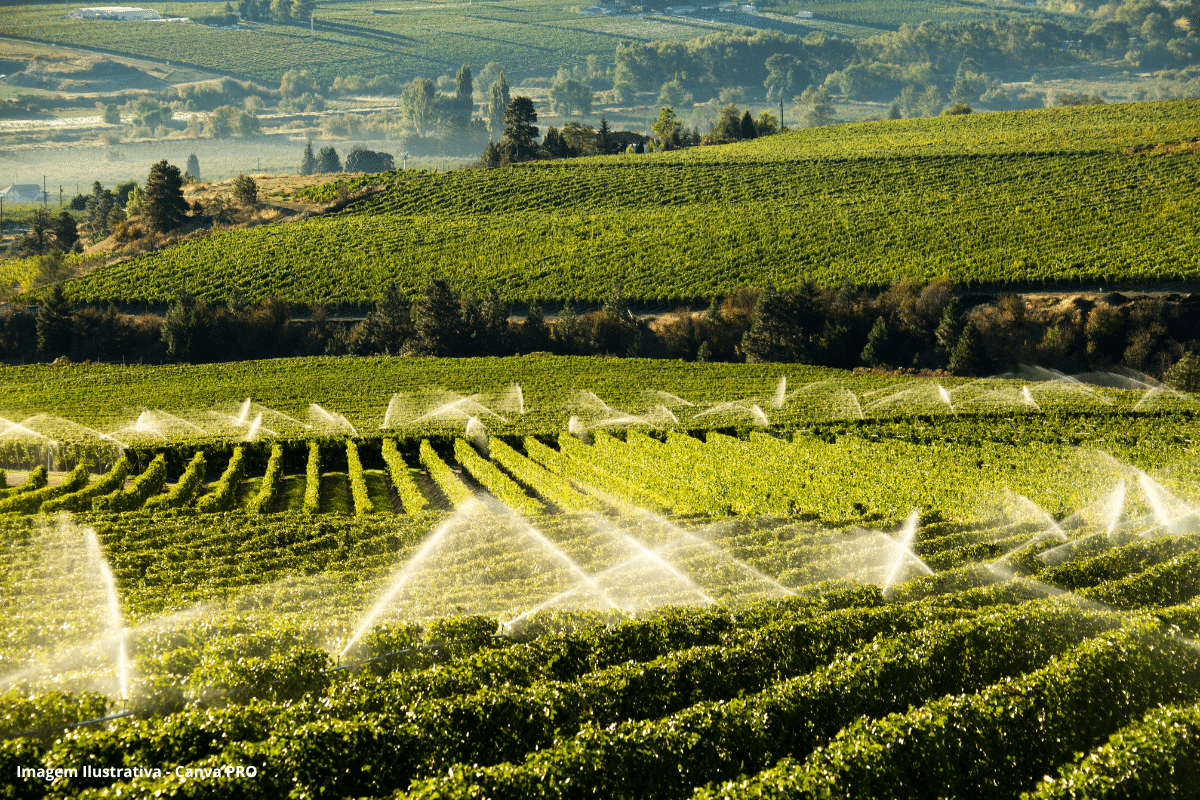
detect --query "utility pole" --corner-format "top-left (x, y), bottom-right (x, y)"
top-left (780, 95), bottom-right (783, 131)
top-left (59, 185), bottom-right (63, 208)
top-left (43, 175), bottom-right (48, 209)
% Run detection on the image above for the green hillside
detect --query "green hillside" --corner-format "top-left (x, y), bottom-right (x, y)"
top-left (0, 0), bottom-right (1083, 86)
top-left (60, 101), bottom-right (1200, 306)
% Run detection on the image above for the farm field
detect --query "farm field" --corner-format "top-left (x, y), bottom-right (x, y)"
top-left (1, 353), bottom-right (1200, 797)
top-left (54, 100), bottom-right (1200, 306)
top-left (0, 0), bottom-right (1084, 87)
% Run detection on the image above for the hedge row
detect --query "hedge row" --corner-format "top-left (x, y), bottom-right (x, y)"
top-left (346, 440), bottom-right (373, 516)
top-left (490, 438), bottom-right (599, 513)
top-left (419, 439), bottom-right (472, 508)
top-left (93, 455), bottom-right (167, 512)
top-left (453, 437), bottom-right (543, 515)
top-left (0, 465), bottom-right (47, 499)
top-left (382, 439), bottom-right (427, 514)
top-left (404, 604), bottom-right (1123, 800)
top-left (302, 441), bottom-right (321, 515)
top-left (144, 452), bottom-right (207, 511)
top-left (195, 447), bottom-right (246, 513)
top-left (246, 443), bottom-right (284, 514)
top-left (41, 457), bottom-right (130, 513)
top-left (0, 464), bottom-right (88, 514)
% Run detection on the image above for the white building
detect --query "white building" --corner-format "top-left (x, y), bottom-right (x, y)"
top-left (795, 10), bottom-right (813, 17)
top-left (69, 7), bottom-right (164, 20)
top-left (1, 185), bottom-right (43, 203)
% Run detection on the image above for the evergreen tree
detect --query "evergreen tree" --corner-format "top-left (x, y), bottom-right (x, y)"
top-left (859, 316), bottom-right (891, 367)
top-left (948, 321), bottom-right (983, 375)
top-left (591, 281), bottom-right (639, 357)
top-left (412, 279), bottom-right (462, 357)
top-left (299, 139), bottom-right (317, 176)
top-left (98, 303), bottom-right (125, 361)
top-left (741, 283), bottom-right (815, 363)
top-left (36, 282), bottom-right (73, 358)
top-left (143, 160), bottom-right (189, 234)
top-left (232, 174), bottom-right (258, 205)
top-left (740, 109), bottom-right (757, 140)
top-left (541, 127), bottom-right (568, 158)
top-left (501, 96), bottom-right (538, 162)
top-left (478, 288), bottom-right (509, 356)
top-left (521, 303), bottom-right (550, 352)
top-left (455, 64), bottom-right (474, 117)
top-left (17, 209), bottom-right (52, 256)
top-left (552, 302), bottom-right (582, 355)
top-left (598, 116), bottom-right (611, 154)
top-left (85, 181), bottom-right (114, 240)
top-left (487, 73), bottom-right (511, 140)
top-left (361, 281), bottom-right (412, 354)
top-left (934, 297), bottom-right (963, 359)
top-left (162, 293), bottom-right (210, 362)
top-left (185, 153), bottom-right (201, 182)
top-left (316, 146), bottom-right (341, 173)
top-left (52, 211), bottom-right (78, 251)
top-left (480, 139), bottom-right (501, 168)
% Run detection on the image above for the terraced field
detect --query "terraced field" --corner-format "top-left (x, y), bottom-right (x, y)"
top-left (56, 101), bottom-right (1200, 306)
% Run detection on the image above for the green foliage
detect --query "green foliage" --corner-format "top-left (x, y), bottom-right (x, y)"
top-left (420, 439), bottom-right (472, 508)
top-left (383, 439), bottom-right (428, 515)
top-left (346, 440), bottom-right (373, 515)
top-left (195, 447), bottom-right (246, 513)
top-left (59, 102), bottom-right (1200, 307)
top-left (246, 443), bottom-right (284, 514)
top-left (143, 160), bottom-right (188, 234)
top-left (93, 454), bottom-right (168, 512)
top-left (0, 464), bottom-right (87, 514)
top-left (302, 441), bottom-right (322, 514)
top-left (144, 451), bottom-right (207, 511)
top-left (453, 437), bottom-right (544, 515)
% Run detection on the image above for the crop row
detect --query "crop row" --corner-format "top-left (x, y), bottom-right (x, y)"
top-left (62, 148), bottom-right (1200, 305)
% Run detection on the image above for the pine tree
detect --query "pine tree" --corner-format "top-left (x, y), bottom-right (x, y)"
top-left (299, 139), bottom-right (317, 176)
top-left (934, 297), bottom-right (963, 359)
top-left (361, 281), bottom-right (412, 355)
top-left (741, 284), bottom-right (811, 363)
top-left (948, 321), bottom-right (983, 375)
top-left (85, 181), bottom-right (114, 240)
top-left (185, 153), bottom-right (201, 182)
top-left (487, 73), bottom-right (510, 140)
top-left (52, 211), bottom-right (78, 251)
top-left (143, 160), bottom-right (188, 234)
top-left (412, 279), bottom-right (462, 357)
top-left (36, 282), bottom-right (73, 358)
top-left (480, 139), bottom-right (501, 168)
top-left (316, 146), bottom-right (341, 173)
top-left (501, 96), bottom-right (538, 162)
top-left (598, 115), bottom-right (611, 154)
top-left (552, 303), bottom-right (582, 355)
top-left (478, 288), bottom-right (509, 356)
top-left (521, 303), bottom-right (550, 352)
top-left (859, 316), bottom-right (891, 367)
top-left (455, 64), bottom-right (473, 117)
top-left (740, 109), bottom-right (757, 140)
